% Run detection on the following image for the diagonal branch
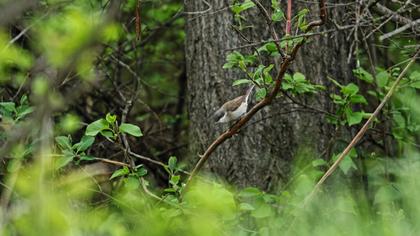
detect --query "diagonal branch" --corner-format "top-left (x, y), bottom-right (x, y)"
top-left (379, 18), bottom-right (420, 41)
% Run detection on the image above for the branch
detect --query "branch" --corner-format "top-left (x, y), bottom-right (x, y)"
top-left (304, 48), bottom-right (420, 206)
top-left (373, 3), bottom-right (420, 35)
top-left (183, 0), bottom-right (327, 193)
top-left (379, 18), bottom-right (420, 41)
top-left (94, 157), bottom-right (129, 167)
top-left (128, 150), bottom-right (191, 176)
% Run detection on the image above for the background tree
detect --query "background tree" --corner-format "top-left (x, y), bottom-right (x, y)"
top-left (185, 0), bottom-right (355, 190)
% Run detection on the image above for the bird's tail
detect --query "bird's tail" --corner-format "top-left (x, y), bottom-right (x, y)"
top-left (212, 107), bottom-right (224, 123)
top-left (245, 84), bottom-right (255, 103)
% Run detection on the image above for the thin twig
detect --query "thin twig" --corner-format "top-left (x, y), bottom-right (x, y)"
top-left (128, 150), bottom-right (191, 176)
top-left (94, 157), bottom-right (130, 167)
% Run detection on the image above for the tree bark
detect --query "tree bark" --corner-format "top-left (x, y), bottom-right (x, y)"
top-left (185, 0), bottom-right (353, 190)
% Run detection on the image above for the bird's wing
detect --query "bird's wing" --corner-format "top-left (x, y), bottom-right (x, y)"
top-left (223, 95), bottom-right (245, 111)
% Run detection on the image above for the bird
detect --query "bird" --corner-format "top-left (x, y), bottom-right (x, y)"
top-left (213, 85), bottom-right (255, 123)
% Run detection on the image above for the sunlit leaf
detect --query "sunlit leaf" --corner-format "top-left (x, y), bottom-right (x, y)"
top-left (119, 123), bottom-right (143, 137)
top-left (110, 166), bottom-right (130, 180)
top-left (86, 119), bottom-right (109, 136)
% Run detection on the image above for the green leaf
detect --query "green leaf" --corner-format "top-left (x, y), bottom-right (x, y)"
top-left (0, 102), bottom-right (16, 113)
top-left (231, 0), bottom-right (255, 14)
top-left (256, 88), bottom-right (267, 101)
top-left (331, 94), bottom-right (344, 105)
top-left (409, 71), bottom-right (420, 89)
top-left (293, 72), bottom-right (306, 82)
top-left (223, 62), bottom-right (235, 69)
top-left (56, 150), bottom-right (76, 169)
top-left (73, 136), bottom-right (95, 153)
top-left (55, 136), bottom-right (72, 150)
top-left (238, 187), bottom-right (261, 198)
top-left (239, 202), bottom-right (255, 211)
top-left (100, 130), bottom-right (115, 139)
top-left (353, 67), bottom-right (373, 83)
top-left (119, 123), bottom-right (143, 137)
top-left (345, 109), bottom-right (364, 126)
top-left (296, 9), bottom-right (309, 31)
top-left (341, 83), bottom-right (359, 96)
top-left (312, 159), bottom-right (327, 167)
top-left (136, 166), bottom-right (148, 177)
top-left (251, 203), bottom-right (273, 218)
top-left (168, 156), bottom-right (177, 172)
top-left (271, 10), bottom-right (284, 22)
top-left (124, 176), bottom-right (140, 190)
top-left (15, 106), bottom-right (34, 121)
top-left (350, 94), bottom-right (367, 104)
top-left (376, 71), bottom-right (389, 88)
top-left (79, 155), bottom-right (95, 161)
top-left (170, 175), bottom-right (180, 186)
top-left (20, 95), bottom-right (28, 105)
top-left (233, 79), bottom-right (252, 86)
top-left (258, 42), bottom-right (278, 54)
top-left (332, 149), bottom-right (357, 175)
top-left (265, 43), bottom-right (277, 52)
top-left (85, 118), bottom-right (109, 136)
top-left (106, 113), bottom-right (117, 124)
top-left (328, 76), bottom-right (343, 88)
top-left (110, 166), bottom-right (130, 180)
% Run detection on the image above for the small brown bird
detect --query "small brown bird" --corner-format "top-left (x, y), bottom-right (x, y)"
top-left (213, 85), bottom-right (255, 123)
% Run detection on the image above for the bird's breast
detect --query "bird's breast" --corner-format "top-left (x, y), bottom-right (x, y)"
top-left (231, 102), bottom-right (247, 119)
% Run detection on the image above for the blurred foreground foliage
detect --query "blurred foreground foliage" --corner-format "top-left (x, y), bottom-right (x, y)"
top-left (2, 144), bottom-right (420, 235)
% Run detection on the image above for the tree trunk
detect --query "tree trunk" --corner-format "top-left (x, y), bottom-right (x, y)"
top-left (185, 0), bottom-right (353, 191)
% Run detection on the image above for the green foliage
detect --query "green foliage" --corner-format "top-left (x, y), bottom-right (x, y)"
top-left (295, 8), bottom-right (309, 31)
top-left (282, 72), bottom-right (325, 95)
top-left (85, 118), bottom-right (110, 137)
top-left (164, 156), bottom-right (183, 196)
top-left (231, 0), bottom-right (256, 30)
top-left (223, 51), bottom-right (256, 70)
top-left (328, 77), bottom-right (369, 126)
top-left (54, 135), bottom-right (95, 168)
top-left (85, 113), bottom-right (142, 140)
top-left (271, 0), bottom-right (285, 22)
top-left (353, 67), bottom-right (374, 83)
top-left (257, 42), bottom-right (281, 56)
top-left (4, 146), bottom-right (420, 235)
top-left (0, 95), bottom-right (33, 122)
top-left (0, 33), bottom-right (33, 83)
top-left (110, 166), bottom-right (130, 180)
top-left (331, 148), bottom-right (358, 175)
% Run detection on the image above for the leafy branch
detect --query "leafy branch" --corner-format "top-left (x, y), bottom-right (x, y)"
top-left (184, 0), bottom-right (327, 193)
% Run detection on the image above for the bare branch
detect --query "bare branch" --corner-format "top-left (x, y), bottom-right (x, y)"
top-left (379, 19), bottom-right (420, 41)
